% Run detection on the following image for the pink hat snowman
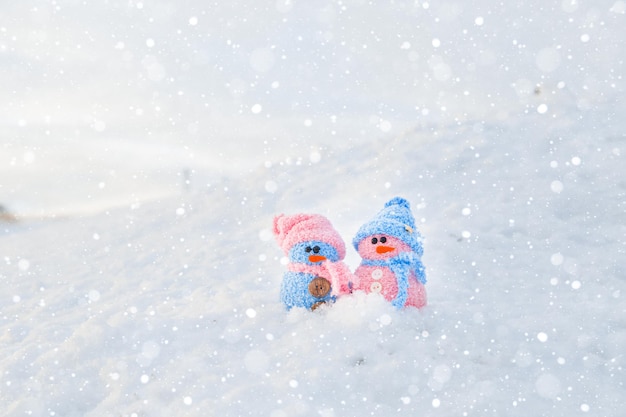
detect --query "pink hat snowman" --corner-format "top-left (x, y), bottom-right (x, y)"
top-left (273, 213), bottom-right (353, 310)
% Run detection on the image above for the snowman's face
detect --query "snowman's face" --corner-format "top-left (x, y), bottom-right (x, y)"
top-left (289, 241), bottom-right (340, 264)
top-left (357, 234), bottom-right (410, 260)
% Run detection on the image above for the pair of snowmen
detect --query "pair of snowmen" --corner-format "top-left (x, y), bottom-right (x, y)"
top-left (273, 197), bottom-right (427, 311)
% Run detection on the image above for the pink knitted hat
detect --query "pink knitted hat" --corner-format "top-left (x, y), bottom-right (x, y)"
top-left (273, 213), bottom-right (346, 259)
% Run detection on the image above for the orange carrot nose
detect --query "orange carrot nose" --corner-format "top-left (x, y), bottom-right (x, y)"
top-left (309, 255), bottom-right (327, 263)
top-left (376, 246), bottom-right (395, 254)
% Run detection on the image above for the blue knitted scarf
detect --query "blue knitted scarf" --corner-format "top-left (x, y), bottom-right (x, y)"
top-left (361, 252), bottom-right (426, 309)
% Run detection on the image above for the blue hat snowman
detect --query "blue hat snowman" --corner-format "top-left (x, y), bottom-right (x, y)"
top-left (352, 196), bottom-right (423, 256)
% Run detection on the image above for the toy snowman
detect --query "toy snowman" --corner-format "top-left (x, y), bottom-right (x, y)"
top-left (352, 197), bottom-right (427, 308)
top-left (273, 213), bottom-right (353, 310)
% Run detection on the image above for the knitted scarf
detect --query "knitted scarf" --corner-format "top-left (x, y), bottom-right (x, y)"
top-left (287, 262), bottom-right (329, 277)
top-left (361, 252), bottom-right (426, 309)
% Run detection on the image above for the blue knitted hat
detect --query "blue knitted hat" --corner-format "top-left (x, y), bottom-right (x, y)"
top-left (352, 197), bottom-right (423, 256)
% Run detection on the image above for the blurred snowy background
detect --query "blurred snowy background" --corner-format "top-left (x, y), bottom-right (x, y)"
top-left (2, 0), bottom-right (624, 216)
top-left (1, 1), bottom-right (625, 416)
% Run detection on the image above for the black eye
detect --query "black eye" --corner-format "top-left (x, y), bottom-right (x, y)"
top-left (380, 236), bottom-right (387, 243)
top-left (313, 246), bottom-right (320, 254)
top-left (371, 237), bottom-right (378, 244)
top-left (305, 246), bottom-right (312, 253)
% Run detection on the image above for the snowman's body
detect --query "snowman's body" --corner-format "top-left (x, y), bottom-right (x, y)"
top-left (353, 263), bottom-right (426, 308)
top-left (280, 271), bottom-right (334, 310)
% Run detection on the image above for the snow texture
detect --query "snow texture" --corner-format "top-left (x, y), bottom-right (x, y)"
top-left (1, 1), bottom-right (625, 416)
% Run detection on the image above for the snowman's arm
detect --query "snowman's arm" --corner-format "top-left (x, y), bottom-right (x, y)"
top-left (323, 260), bottom-right (355, 296)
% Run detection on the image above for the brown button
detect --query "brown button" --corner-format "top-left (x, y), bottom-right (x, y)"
top-left (308, 276), bottom-right (331, 298)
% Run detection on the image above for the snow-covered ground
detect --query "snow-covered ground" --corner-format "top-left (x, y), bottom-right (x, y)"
top-left (2, 1), bottom-right (625, 416)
